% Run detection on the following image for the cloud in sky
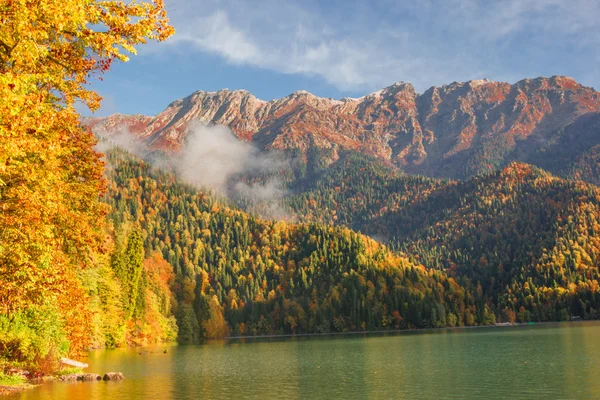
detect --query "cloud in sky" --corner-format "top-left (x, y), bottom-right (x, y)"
top-left (157, 0), bottom-right (600, 93)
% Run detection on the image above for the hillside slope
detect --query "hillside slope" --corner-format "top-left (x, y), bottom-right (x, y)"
top-left (105, 147), bottom-right (600, 330)
top-left (104, 148), bottom-right (486, 336)
top-left (284, 158), bottom-right (600, 322)
top-left (388, 163), bottom-right (600, 322)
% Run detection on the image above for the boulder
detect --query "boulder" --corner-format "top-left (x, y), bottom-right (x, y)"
top-left (81, 373), bottom-right (102, 381)
top-left (103, 372), bottom-right (125, 381)
top-left (59, 374), bottom-right (84, 382)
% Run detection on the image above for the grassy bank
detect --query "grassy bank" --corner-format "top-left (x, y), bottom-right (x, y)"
top-left (0, 366), bottom-right (85, 396)
top-left (0, 372), bottom-right (31, 396)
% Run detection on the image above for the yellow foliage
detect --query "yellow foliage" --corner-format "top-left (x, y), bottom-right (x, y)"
top-left (0, 0), bottom-right (173, 356)
top-left (0, 0), bottom-right (173, 109)
top-left (203, 295), bottom-right (229, 339)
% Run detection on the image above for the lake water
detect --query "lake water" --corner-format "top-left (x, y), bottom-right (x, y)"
top-left (11, 322), bottom-right (600, 399)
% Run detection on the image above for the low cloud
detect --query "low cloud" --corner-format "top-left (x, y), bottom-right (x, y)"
top-left (179, 123), bottom-right (292, 220)
top-left (96, 122), bottom-right (293, 221)
top-left (177, 123), bottom-right (257, 193)
top-left (95, 128), bottom-right (149, 157)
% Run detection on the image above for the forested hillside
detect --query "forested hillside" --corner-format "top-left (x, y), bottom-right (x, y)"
top-left (102, 146), bottom-right (600, 344)
top-left (282, 154), bottom-right (600, 322)
top-left (104, 148), bottom-right (487, 339)
top-left (285, 151), bottom-right (446, 235)
top-left (389, 164), bottom-right (600, 322)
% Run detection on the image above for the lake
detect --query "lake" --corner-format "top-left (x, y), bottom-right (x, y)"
top-left (10, 322), bottom-right (600, 399)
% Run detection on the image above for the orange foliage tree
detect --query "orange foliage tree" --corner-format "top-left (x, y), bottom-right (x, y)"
top-left (0, 0), bottom-right (173, 359)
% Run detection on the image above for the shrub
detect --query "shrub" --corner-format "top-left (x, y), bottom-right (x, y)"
top-left (0, 306), bottom-right (69, 370)
top-left (0, 371), bottom-right (26, 386)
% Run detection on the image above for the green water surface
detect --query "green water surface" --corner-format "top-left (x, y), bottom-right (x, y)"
top-left (11, 322), bottom-right (600, 399)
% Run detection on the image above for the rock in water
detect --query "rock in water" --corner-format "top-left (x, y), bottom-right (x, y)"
top-left (59, 374), bottom-right (84, 382)
top-left (81, 373), bottom-right (102, 381)
top-left (103, 372), bottom-right (125, 381)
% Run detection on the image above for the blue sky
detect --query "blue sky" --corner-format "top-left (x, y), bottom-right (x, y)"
top-left (88, 0), bottom-right (600, 116)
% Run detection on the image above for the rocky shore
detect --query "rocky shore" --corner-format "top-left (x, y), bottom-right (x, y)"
top-left (0, 371), bottom-right (125, 397)
top-left (59, 372), bottom-right (125, 382)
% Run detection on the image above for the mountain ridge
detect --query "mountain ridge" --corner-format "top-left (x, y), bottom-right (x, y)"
top-left (87, 75), bottom-right (600, 181)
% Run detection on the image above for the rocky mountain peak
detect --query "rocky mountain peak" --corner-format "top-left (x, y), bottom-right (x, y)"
top-left (87, 76), bottom-right (600, 179)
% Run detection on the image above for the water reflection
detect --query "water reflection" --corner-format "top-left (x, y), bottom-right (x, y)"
top-left (293, 335), bottom-right (369, 399)
top-left (11, 322), bottom-right (600, 400)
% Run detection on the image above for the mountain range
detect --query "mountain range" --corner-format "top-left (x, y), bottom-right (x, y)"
top-left (79, 76), bottom-right (600, 340)
top-left (87, 75), bottom-right (600, 183)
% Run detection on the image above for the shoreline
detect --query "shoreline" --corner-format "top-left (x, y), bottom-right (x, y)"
top-left (222, 319), bottom-right (585, 341)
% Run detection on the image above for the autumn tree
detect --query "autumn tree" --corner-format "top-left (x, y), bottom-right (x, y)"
top-left (111, 230), bottom-right (145, 319)
top-left (202, 295), bottom-right (229, 339)
top-left (0, 0), bottom-right (173, 363)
